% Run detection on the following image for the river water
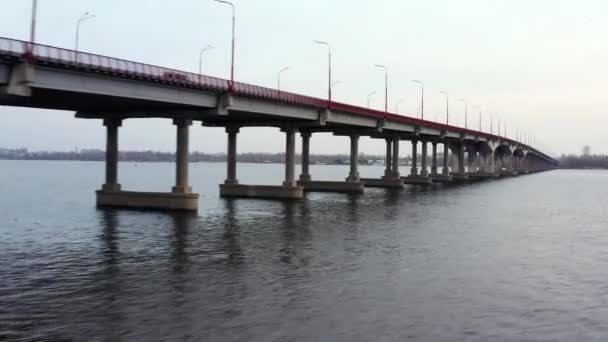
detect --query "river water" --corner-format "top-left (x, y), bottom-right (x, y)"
top-left (1, 160), bottom-right (608, 341)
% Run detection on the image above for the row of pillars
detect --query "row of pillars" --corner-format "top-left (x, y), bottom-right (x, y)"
top-left (100, 118), bottom-right (554, 206)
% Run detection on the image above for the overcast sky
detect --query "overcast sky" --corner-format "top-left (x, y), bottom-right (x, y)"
top-left (1, 0), bottom-right (606, 156)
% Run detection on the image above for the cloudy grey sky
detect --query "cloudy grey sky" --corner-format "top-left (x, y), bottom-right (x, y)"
top-left (1, 0), bottom-right (606, 156)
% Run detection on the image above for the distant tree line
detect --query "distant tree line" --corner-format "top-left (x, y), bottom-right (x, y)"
top-left (558, 154), bottom-right (608, 169)
top-left (0, 148), bottom-right (390, 165)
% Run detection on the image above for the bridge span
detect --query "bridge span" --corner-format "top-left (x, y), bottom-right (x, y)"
top-left (0, 37), bottom-right (557, 211)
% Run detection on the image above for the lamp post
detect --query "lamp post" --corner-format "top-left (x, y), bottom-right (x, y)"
top-left (199, 45), bottom-right (214, 76)
top-left (412, 80), bottom-right (424, 119)
top-left (440, 91), bottom-right (449, 125)
top-left (277, 66), bottom-right (290, 92)
top-left (27, 0), bottom-right (38, 59)
top-left (395, 98), bottom-right (405, 114)
top-left (473, 105), bottom-right (482, 131)
top-left (75, 12), bottom-right (95, 62)
top-left (459, 99), bottom-right (468, 129)
top-left (314, 40), bottom-right (332, 107)
top-left (367, 91), bottom-right (377, 109)
top-left (375, 64), bottom-right (388, 117)
top-left (213, 0), bottom-right (236, 92)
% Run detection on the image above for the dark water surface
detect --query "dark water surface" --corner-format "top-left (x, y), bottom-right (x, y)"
top-left (2, 160), bottom-right (608, 341)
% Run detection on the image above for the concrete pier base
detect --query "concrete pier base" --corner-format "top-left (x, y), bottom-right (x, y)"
top-left (451, 173), bottom-right (470, 182)
top-left (220, 184), bottom-right (304, 199)
top-left (430, 174), bottom-right (453, 183)
top-left (96, 190), bottom-right (199, 211)
top-left (402, 175), bottom-right (432, 185)
top-left (499, 170), bottom-right (518, 177)
top-left (469, 172), bottom-right (500, 180)
top-left (361, 178), bottom-right (405, 188)
top-left (297, 180), bottom-right (364, 193)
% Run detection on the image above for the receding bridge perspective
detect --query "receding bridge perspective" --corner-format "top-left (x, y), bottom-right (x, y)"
top-left (0, 37), bottom-right (557, 211)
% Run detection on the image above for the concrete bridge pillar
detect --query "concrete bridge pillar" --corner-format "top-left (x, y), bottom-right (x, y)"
top-left (102, 118), bottom-right (121, 192)
top-left (384, 138), bottom-right (392, 178)
top-left (221, 127), bottom-right (303, 199)
top-left (392, 138), bottom-right (401, 178)
top-left (442, 142), bottom-right (449, 175)
top-left (225, 126), bottom-right (239, 185)
top-left (458, 144), bottom-right (466, 174)
top-left (283, 128), bottom-right (298, 187)
top-left (299, 132), bottom-right (312, 182)
top-left (420, 141), bottom-right (429, 177)
top-left (431, 142), bottom-right (438, 175)
top-left (346, 134), bottom-right (360, 182)
top-left (467, 148), bottom-right (476, 173)
top-left (96, 117), bottom-right (198, 211)
top-left (172, 119), bottom-right (193, 194)
top-left (410, 140), bottom-right (418, 176)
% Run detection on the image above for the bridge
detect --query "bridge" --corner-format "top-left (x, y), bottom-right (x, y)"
top-left (0, 36), bottom-right (558, 211)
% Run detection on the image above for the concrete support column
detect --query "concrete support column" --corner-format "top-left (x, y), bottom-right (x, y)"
top-left (442, 142), bottom-right (449, 175)
top-left (467, 149), bottom-right (475, 173)
top-left (384, 138), bottom-right (393, 178)
top-left (410, 140), bottom-right (418, 176)
top-left (431, 142), bottom-right (438, 175)
top-left (283, 128), bottom-right (297, 187)
top-left (172, 119), bottom-right (192, 194)
top-left (102, 118), bottom-right (122, 192)
top-left (392, 138), bottom-right (400, 178)
top-left (420, 141), bottom-right (429, 177)
top-left (458, 144), bottom-right (465, 174)
top-left (299, 132), bottom-right (312, 182)
top-left (225, 126), bottom-right (239, 185)
top-left (347, 135), bottom-right (360, 182)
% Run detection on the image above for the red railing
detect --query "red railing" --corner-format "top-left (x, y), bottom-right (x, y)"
top-left (0, 36), bottom-right (554, 162)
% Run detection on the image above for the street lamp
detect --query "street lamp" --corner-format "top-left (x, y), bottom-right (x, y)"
top-left (473, 105), bottom-right (482, 131)
top-left (213, 0), bottom-right (236, 92)
top-left (459, 98), bottom-right (468, 129)
top-left (27, 0), bottom-right (38, 59)
top-left (395, 98), bottom-right (405, 114)
top-left (75, 12), bottom-right (95, 61)
top-left (314, 40), bottom-right (332, 107)
top-left (199, 45), bottom-right (214, 76)
top-left (375, 64), bottom-right (388, 117)
top-left (277, 66), bottom-right (290, 92)
top-left (412, 80), bottom-right (424, 119)
top-left (367, 91), bottom-right (377, 109)
top-left (440, 91), bottom-right (449, 125)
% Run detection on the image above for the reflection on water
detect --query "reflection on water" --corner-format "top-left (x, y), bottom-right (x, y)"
top-left (2, 161), bottom-right (608, 341)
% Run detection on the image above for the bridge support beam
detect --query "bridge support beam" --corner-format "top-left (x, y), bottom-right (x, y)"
top-left (431, 141), bottom-right (452, 182)
top-left (362, 137), bottom-right (404, 188)
top-left (221, 128), bottom-right (304, 199)
top-left (299, 131), bottom-right (312, 182)
top-left (384, 138), bottom-right (392, 178)
top-left (102, 118), bottom-right (121, 192)
top-left (299, 133), bottom-right (364, 193)
top-left (97, 118), bottom-right (199, 211)
top-left (404, 139), bottom-right (431, 185)
top-left (451, 142), bottom-right (469, 181)
top-left (442, 142), bottom-right (450, 175)
top-left (420, 140), bottom-right (429, 177)
top-left (431, 142), bottom-right (438, 175)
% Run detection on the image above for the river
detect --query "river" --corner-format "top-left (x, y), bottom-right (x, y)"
top-left (1, 160), bottom-right (607, 341)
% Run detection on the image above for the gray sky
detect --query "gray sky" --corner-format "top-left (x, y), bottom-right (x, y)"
top-left (1, 0), bottom-right (606, 156)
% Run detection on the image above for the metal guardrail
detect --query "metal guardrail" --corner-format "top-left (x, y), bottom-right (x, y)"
top-left (0, 36), bottom-right (553, 161)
